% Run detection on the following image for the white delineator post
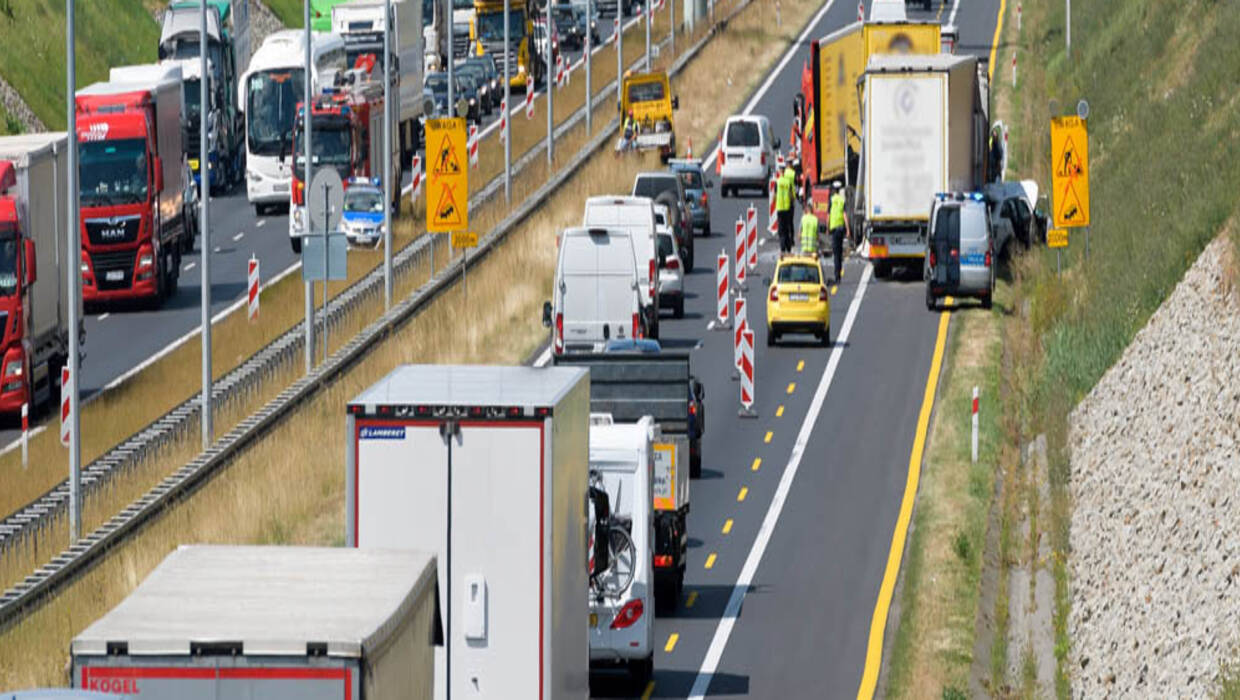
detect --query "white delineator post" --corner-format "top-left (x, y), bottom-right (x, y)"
top-left (732, 296), bottom-right (747, 380)
top-left (715, 251), bottom-right (730, 329)
top-left (410, 154), bottom-right (423, 200)
top-left (525, 87), bottom-right (535, 119)
top-left (1012, 52), bottom-right (1017, 86)
top-left (1017, 2), bottom-right (1022, 31)
top-left (60, 366), bottom-right (71, 447)
top-left (468, 124), bottom-right (479, 167)
top-left (20, 402), bottom-right (27, 469)
top-left (248, 256), bottom-right (260, 322)
top-left (768, 175), bottom-right (778, 236)
top-left (739, 328), bottom-right (755, 417)
top-left (746, 205), bottom-right (757, 271)
top-left (857, 1), bottom-right (864, 21)
top-left (734, 217), bottom-right (746, 289)
top-left (971, 386), bottom-right (980, 463)
top-left (498, 99), bottom-right (508, 141)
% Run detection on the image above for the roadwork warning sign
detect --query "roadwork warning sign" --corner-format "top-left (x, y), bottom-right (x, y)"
top-left (1051, 116), bottom-right (1089, 228)
top-left (426, 118), bottom-right (468, 232)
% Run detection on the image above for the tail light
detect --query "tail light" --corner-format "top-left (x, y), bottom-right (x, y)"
top-left (819, 286), bottom-right (828, 301)
top-left (553, 312), bottom-right (564, 354)
top-left (666, 257), bottom-right (680, 270)
top-left (609, 598), bottom-right (645, 630)
top-left (928, 250), bottom-right (937, 268)
top-left (769, 286), bottom-right (778, 302)
top-left (950, 248), bottom-right (959, 259)
top-left (985, 249), bottom-right (993, 267)
top-left (653, 554), bottom-right (674, 568)
top-left (632, 312), bottom-right (641, 339)
top-left (701, 191), bottom-right (708, 207)
top-left (760, 152), bottom-right (766, 166)
top-left (688, 402), bottom-right (697, 416)
top-left (716, 148), bottom-right (724, 174)
top-left (648, 259), bottom-right (656, 298)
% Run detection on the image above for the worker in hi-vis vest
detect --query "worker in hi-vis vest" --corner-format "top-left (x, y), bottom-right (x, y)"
top-left (776, 163), bottom-right (796, 253)
top-left (799, 201), bottom-right (820, 256)
top-left (828, 181), bottom-right (850, 283)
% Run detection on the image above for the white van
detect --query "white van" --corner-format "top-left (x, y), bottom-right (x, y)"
top-left (544, 227), bottom-right (642, 354)
top-left (719, 114), bottom-right (780, 197)
top-left (587, 414), bottom-right (656, 687)
top-left (583, 196), bottom-right (661, 338)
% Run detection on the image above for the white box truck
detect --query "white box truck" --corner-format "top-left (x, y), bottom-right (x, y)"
top-left (858, 53), bottom-right (988, 276)
top-left (332, 0), bottom-right (427, 158)
top-left (0, 133), bottom-right (77, 416)
top-left (346, 364), bottom-right (590, 700)
top-left (71, 545), bottom-right (438, 700)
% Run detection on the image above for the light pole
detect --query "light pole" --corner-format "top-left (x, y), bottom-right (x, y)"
top-left (303, 0), bottom-right (314, 372)
top-left (585, 0), bottom-right (592, 134)
top-left (546, 0), bottom-right (553, 165)
top-left (64, 0), bottom-right (81, 544)
top-left (383, 0), bottom-right (393, 310)
top-left (199, 0), bottom-right (213, 449)
top-left (503, 0), bottom-right (511, 202)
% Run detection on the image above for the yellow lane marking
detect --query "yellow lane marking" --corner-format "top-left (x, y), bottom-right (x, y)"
top-left (751, 457), bottom-right (762, 471)
top-left (988, 0), bottom-right (1008, 84)
top-left (722, 518), bottom-right (733, 534)
top-left (641, 681), bottom-right (656, 700)
top-left (786, 382), bottom-right (796, 394)
top-left (705, 553), bottom-right (717, 569)
top-left (737, 487), bottom-right (748, 502)
top-left (686, 590), bottom-right (699, 608)
top-left (935, 1), bottom-right (945, 21)
top-left (776, 405), bottom-right (785, 417)
top-left (665, 633), bottom-right (680, 653)
top-left (764, 431), bottom-right (773, 443)
top-left (856, 299), bottom-right (953, 699)
top-left (796, 360), bottom-right (805, 372)
top-left (831, 284), bottom-right (838, 295)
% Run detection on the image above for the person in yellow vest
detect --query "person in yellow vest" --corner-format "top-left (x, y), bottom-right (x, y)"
top-left (828, 180), bottom-right (850, 283)
top-left (775, 163), bottom-right (796, 253)
top-left (799, 199), bottom-right (820, 256)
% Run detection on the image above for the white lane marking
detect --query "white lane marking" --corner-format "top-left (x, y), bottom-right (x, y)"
top-left (533, 346), bottom-right (552, 368)
top-left (699, 0), bottom-right (839, 172)
top-left (688, 262), bottom-right (872, 699)
top-left (233, 232), bottom-right (245, 241)
top-left (948, 0), bottom-right (963, 29)
top-left (213, 246), bottom-right (222, 253)
top-left (402, 15), bottom-right (645, 195)
top-left (256, 219), bottom-right (266, 228)
top-left (184, 262), bottom-right (196, 271)
top-left (97, 313), bottom-right (110, 321)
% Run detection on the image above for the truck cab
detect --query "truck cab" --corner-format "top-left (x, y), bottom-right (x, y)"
top-left (471, 0), bottom-right (541, 89)
top-left (619, 71), bottom-right (678, 162)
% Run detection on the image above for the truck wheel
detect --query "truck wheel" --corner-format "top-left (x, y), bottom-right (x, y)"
top-left (674, 297), bottom-right (684, 318)
top-left (629, 655), bottom-right (653, 688)
top-left (648, 317), bottom-right (659, 340)
top-left (690, 445), bottom-right (701, 478)
top-left (820, 327), bottom-right (830, 347)
top-left (683, 244), bottom-right (694, 272)
top-left (925, 287), bottom-right (936, 311)
top-left (165, 251), bottom-right (179, 297)
top-left (255, 203), bottom-right (265, 217)
top-left (873, 260), bottom-right (890, 279)
top-left (766, 328), bottom-right (776, 346)
top-left (981, 294), bottom-right (992, 310)
top-left (291, 237), bottom-right (302, 254)
top-left (654, 580), bottom-right (675, 614)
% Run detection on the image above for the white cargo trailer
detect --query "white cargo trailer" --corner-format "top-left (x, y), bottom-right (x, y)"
top-left (71, 546), bottom-right (438, 700)
top-left (347, 364), bottom-right (590, 700)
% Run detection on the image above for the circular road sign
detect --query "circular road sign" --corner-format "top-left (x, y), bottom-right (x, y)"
top-left (1076, 99), bottom-right (1090, 120)
top-left (308, 167), bottom-right (345, 234)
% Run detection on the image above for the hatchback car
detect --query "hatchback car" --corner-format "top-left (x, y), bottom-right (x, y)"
top-left (633, 172), bottom-right (694, 270)
top-left (925, 192), bottom-right (995, 310)
top-left (718, 115), bottom-right (779, 197)
top-left (463, 56), bottom-right (502, 111)
top-left (656, 229), bottom-right (684, 318)
top-left (668, 159), bottom-right (712, 235)
top-left (765, 254), bottom-right (831, 346)
top-left (341, 181), bottom-right (386, 247)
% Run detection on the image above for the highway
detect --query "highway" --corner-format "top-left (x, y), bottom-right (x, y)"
top-left (586, 0), bottom-right (1003, 696)
top-left (0, 15), bottom-right (640, 445)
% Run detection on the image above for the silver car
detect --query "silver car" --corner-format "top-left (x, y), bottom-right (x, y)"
top-left (925, 192), bottom-right (995, 310)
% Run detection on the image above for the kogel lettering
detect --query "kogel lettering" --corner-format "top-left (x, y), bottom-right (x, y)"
top-left (86, 677), bottom-right (140, 694)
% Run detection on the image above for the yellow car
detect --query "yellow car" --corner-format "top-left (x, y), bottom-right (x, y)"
top-left (765, 254), bottom-right (831, 346)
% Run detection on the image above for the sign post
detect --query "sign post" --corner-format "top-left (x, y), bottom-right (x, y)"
top-left (305, 167), bottom-right (345, 362)
top-left (1047, 227), bottom-right (1068, 277)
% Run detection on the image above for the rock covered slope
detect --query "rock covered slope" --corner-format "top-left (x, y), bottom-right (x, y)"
top-left (1069, 235), bottom-right (1240, 695)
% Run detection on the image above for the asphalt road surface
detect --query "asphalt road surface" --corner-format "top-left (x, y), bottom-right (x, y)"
top-left (586, 0), bottom-right (1003, 696)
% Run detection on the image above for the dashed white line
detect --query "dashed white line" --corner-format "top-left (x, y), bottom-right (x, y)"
top-left (256, 220), bottom-right (266, 228)
top-left (213, 246), bottom-right (222, 253)
top-left (97, 313), bottom-right (110, 321)
top-left (184, 262), bottom-right (196, 271)
top-left (233, 232), bottom-right (245, 241)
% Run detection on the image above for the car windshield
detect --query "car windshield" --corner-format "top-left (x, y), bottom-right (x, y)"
top-left (293, 121), bottom-right (352, 181)
top-left (466, 60), bottom-right (494, 79)
top-left (634, 176), bottom-right (677, 200)
top-left (676, 169), bottom-right (703, 190)
top-left (247, 68), bottom-right (305, 156)
top-left (345, 190), bottom-right (384, 212)
top-left (426, 74), bottom-right (448, 93)
top-left (477, 10), bottom-right (526, 41)
top-left (79, 138), bottom-right (148, 207)
top-left (459, 65), bottom-right (484, 83)
top-left (657, 233), bottom-right (674, 259)
top-left (0, 233), bottom-right (18, 297)
top-left (726, 120), bottom-right (760, 147)
top-left (627, 80), bottom-right (665, 103)
top-left (934, 204), bottom-right (988, 241)
top-left (777, 263), bottom-right (820, 284)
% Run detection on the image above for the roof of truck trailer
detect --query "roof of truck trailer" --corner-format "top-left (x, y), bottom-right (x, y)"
top-left (866, 52), bottom-right (976, 74)
top-left (0, 132), bottom-right (68, 160)
top-left (72, 545), bottom-right (436, 658)
top-left (351, 364), bottom-right (588, 411)
top-left (160, 4), bottom-right (223, 45)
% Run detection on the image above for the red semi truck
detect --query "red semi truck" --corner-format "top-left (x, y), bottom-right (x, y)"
top-left (76, 63), bottom-right (189, 306)
top-left (0, 133), bottom-right (78, 415)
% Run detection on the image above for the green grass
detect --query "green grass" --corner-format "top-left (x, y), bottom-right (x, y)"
top-left (998, 0), bottom-right (1240, 695)
top-left (263, 0), bottom-right (303, 28)
top-left (0, 102), bottom-right (22, 135)
top-left (0, 0), bottom-right (159, 130)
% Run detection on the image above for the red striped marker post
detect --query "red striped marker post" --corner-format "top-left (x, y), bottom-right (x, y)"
top-left (20, 402), bottom-right (27, 469)
top-left (525, 88), bottom-right (535, 119)
top-left (468, 124), bottom-right (479, 167)
top-left (60, 366), bottom-right (70, 447)
top-left (409, 154), bottom-right (423, 201)
top-left (971, 386), bottom-right (980, 463)
top-left (768, 175), bottom-right (778, 236)
top-left (746, 205), bottom-right (758, 271)
top-left (732, 296), bottom-right (747, 380)
top-left (499, 99), bottom-right (508, 141)
top-left (739, 328), bottom-right (755, 417)
top-left (734, 217), bottom-right (746, 289)
top-left (715, 252), bottom-right (730, 329)
top-left (857, 1), bottom-right (864, 21)
top-left (247, 255), bottom-right (260, 322)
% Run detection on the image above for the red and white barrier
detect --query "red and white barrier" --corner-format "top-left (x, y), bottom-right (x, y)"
top-left (499, 99), bottom-right (508, 141)
top-left (734, 217), bottom-right (746, 288)
top-left (733, 296), bottom-right (747, 377)
top-left (857, 1), bottom-right (864, 21)
top-left (746, 204), bottom-right (758, 271)
top-left (768, 175), bottom-right (778, 236)
top-left (555, 55), bottom-right (565, 88)
top-left (525, 88), bottom-right (535, 119)
top-left (20, 402), bottom-right (27, 469)
top-left (971, 386), bottom-right (979, 463)
top-left (1012, 52), bottom-right (1017, 86)
top-left (776, 153), bottom-right (785, 172)
top-left (468, 124), bottom-right (479, 167)
top-left (685, 137), bottom-right (693, 159)
top-left (59, 366), bottom-right (71, 447)
top-left (247, 255), bottom-right (260, 322)
top-left (409, 154), bottom-right (423, 200)
top-left (739, 328), bottom-right (755, 416)
top-left (612, 18), bottom-right (620, 44)
top-left (716, 251), bottom-right (730, 328)
top-left (1017, 2), bottom-right (1022, 31)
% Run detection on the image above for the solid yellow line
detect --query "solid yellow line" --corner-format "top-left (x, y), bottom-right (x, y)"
top-left (722, 518), bottom-right (733, 534)
top-left (686, 590), bottom-right (699, 608)
top-left (737, 487), bottom-right (748, 502)
top-left (764, 431), bottom-right (773, 443)
top-left (705, 553), bottom-right (717, 569)
top-left (796, 360), bottom-right (805, 372)
top-left (856, 307), bottom-right (952, 699)
top-left (776, 405), bottom-right (785, 417)
top-left (665, 633), bottom-right (680, 652)
top-left (786, 382), bottom-right (796, 394)
top-left (642, 681), bottom-right (656, 700)
top-left (751, 457), bottom-right (762, 471)
top-left (988, 0), bottom-right (1008, 84)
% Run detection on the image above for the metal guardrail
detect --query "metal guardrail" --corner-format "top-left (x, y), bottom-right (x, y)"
top-left (0, 1), bottom-right (751, 632)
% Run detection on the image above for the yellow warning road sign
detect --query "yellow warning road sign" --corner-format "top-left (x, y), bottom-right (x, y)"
top-left (426, 118), bottom-right (468, 233)
top-left (451, 231), bottom-right (478, 248)
top-left (1051, 116), bottom-right (1089, 228)
top-left (1047, 228), bottom-right (1069, 248)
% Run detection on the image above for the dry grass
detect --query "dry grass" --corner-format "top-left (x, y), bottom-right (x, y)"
top-left (0, 0), bottom-right (818, 686)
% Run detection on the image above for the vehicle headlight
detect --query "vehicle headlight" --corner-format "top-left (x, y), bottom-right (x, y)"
top-left (248, 169), bottom-right (261, 182)
top-left (4, 358), bottom-right (22, 377)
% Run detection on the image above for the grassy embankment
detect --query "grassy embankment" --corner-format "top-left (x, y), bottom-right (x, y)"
top-left (889, 0), bottom-right (1240, 698)
top-left (0, 0), bottom-right (689, 591)
top-left (0, 0), bottom-right (815, 686)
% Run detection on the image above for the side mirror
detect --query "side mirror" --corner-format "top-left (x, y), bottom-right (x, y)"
top-left (541, 301), bottom-right (553, 328)
top-left (152, 157), bottom-right (163, 193)
top-left (671, 95), bottom-right (679, 110)
top-left (23, 239), bottom-right (36, 287)
top-left (693, 379), bottom-right (704, 401)
top-left (774, 138), bottom-right (782, 150)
